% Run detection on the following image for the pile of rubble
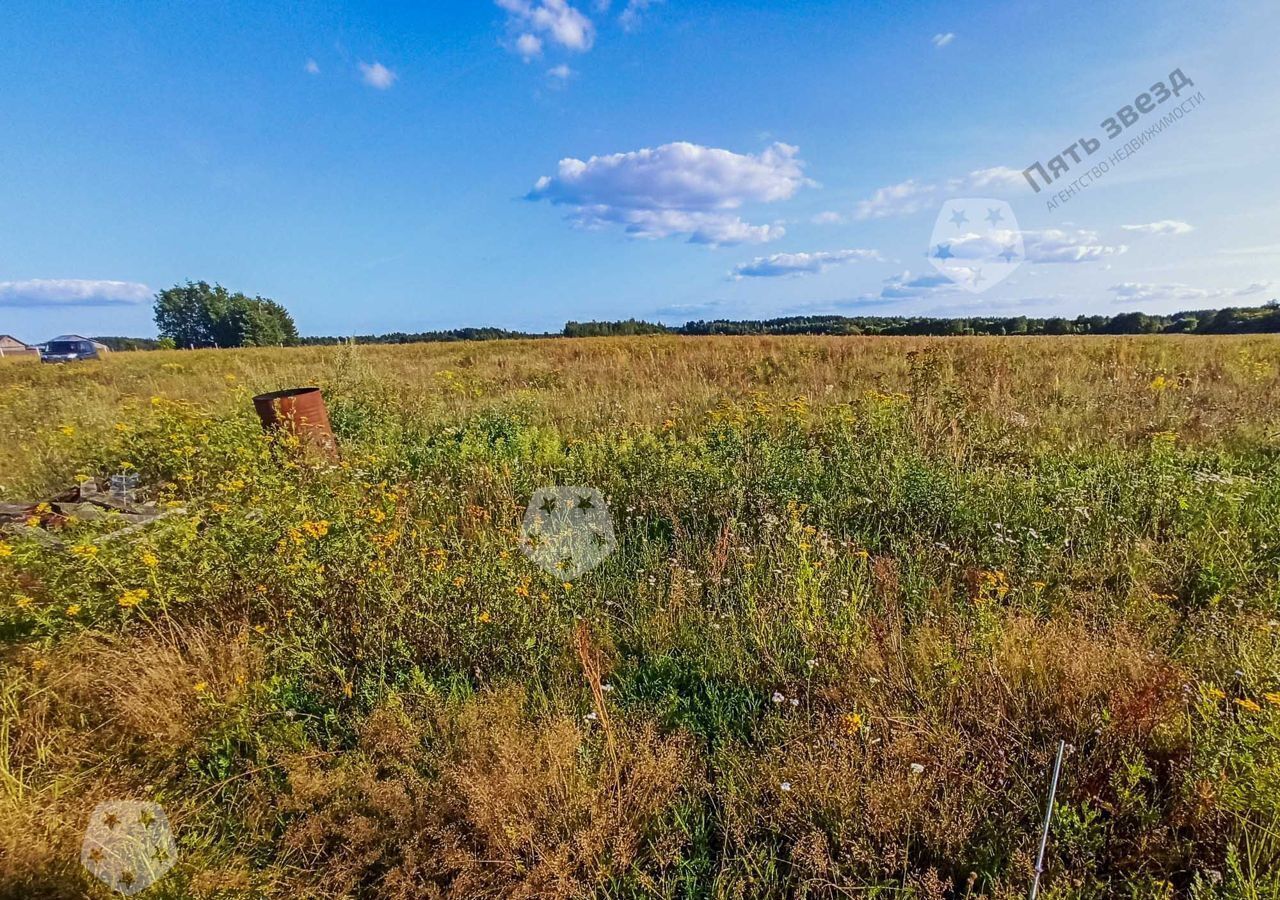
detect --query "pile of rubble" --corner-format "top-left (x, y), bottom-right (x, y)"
top-left (0, 476), bottom-right (183, 548)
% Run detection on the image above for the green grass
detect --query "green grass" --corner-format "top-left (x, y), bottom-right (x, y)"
top-left (1, 335), bottom-right (1279, 898)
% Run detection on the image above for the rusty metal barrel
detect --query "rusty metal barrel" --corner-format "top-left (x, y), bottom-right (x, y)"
top-left (252, 387), bottom-right (339, 459)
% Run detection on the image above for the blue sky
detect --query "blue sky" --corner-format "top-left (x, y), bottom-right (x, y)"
top-left (2, 0), bottom-right (1277, 340)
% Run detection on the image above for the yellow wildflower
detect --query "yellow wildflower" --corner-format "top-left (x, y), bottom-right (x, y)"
top-left (194, 681), bottom-right (208, 694)
top-left (1264, 693), bottom-right (1280, 708)
top-left (301, 519), bottom-right (330, 539)
top-left (140, 550), bottom-right (159, 568)
top-left (16, 595), bottom-right (33, 609)
top-left (66, 604), bottom-right (81, 617)
top-left (1235, 698), bottom-right (1262, 713)
top-left (477, 610), bottom-right (493, 624)
top-left (70, 544), bottom-right (99, 557)
top-left (841, 712), bottom-right (864, 734)
top-left (117, 588), bottom-right (149, 608)
top-left (0, 542), bottom-right (12, 558)
top-left (1204, 685), bottom-right (1226, 701)
top-left (59, 425), bottom-right (76, 437)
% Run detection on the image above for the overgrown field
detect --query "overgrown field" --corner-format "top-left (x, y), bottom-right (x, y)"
top-left (2, 335), bottom-right (1280, 898)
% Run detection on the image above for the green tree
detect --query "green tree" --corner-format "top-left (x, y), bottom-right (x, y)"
top-left (154, 281), bottom-right (299, 348)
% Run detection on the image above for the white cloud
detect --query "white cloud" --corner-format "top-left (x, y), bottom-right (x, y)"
top-left (1121, 219), bottom-right (1194, 235)
top-left (358, 61), bottom-right (397, 89)
top-left (528, 141), bottom-right (811, 245)
top-left (854, 179), bottom-right (935, 220)
top-left (947, 166), bottom-right (1025, 193)
top-left (938, 228), bottom-right (1123, 264)
top-left (855, 166), bottom-right (1023, 220)
top-left (932, 33), bottom-right (955, 48)
top-left (731, 248), bottom-right (881, 279)
top-left (547, 63), bottom-right (574, 79)
top-left (1235, 281), bottom-right (1273, 296)
top-left (498, 0), bottom-right (595, 53)
top-left (1109, 281), bottom-right (1274, 305)
top-left (1219, 243), bottom-right (1280, 257)
top-left (874, 270), bottom-right (956, 300)
top-left (620, 0), bottom-right (661, 31)
top-left (0, 279), bottom-right (151, 308)
top-left (811, 210), bottom-right (847, 225)
top-left (1022, 229), bottom-right (1126, 263)
top-left (304, 59), bottom-right (320, 75)
top-left (516, 33), bottom-right (544, 59)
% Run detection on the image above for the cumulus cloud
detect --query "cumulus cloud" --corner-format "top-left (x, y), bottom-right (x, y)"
top-left (936, 228), bottom-right (1124, 264)
top-left (731, 248), bottom-right (881, 279)
top-left (1021, 229), bottom-right (1126, 263)
top-left (304, 59), bottom-right (320, 75)
top-left (948, 166), bottom-right (1026, 193)
top-left (0, 279), bottom-right (151, 308)
top-left (932, 33), bottom-right (955, 48)
top-left (516, 33), bottom-right (544, 59)
top-left (1121, 220), bottom-right (1194, 235)
top-left (1219, 243), bottom-right (1280, 257)
top-left (811, 211), bottom-right (846, 225)
top-left (547, 63), bottom-right (574, 79)
top-left (854, 179), bottom-right (935, 220)
top-left (854, 166), bottom-right (1023, 220)
top-left (1235, 281), bottom-right (1273, 296)
top-left (498, 0), bottom-right (595, 53)
top-left (619, 0), bottom-right (661, 31)
top-left (358, 61), bottom-right (396, 89)
top-left (1109, 281), bottom-right (1274, 305)
top-left (872, 270), bottom-right (957, 300)
top-left (528, 141), bottom-right (811, 245)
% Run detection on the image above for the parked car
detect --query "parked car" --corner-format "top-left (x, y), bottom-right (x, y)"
top-left (41, 334), bottom-right (109, 363)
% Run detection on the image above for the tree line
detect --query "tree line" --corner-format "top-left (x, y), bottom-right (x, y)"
top-left (107, 281), bottom-right (1280, 350)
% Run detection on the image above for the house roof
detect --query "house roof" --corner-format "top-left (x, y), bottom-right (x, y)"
top-left (0, 334), bottom-right (31, 347)
top-left (48, 332), bottom-right (105, 343)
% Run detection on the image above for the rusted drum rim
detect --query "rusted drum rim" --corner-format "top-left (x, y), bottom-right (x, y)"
top-left (252, 387), bottom-right (339, 459)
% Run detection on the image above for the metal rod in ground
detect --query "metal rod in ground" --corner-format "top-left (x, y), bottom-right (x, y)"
top-left (1029, 740), bottom-right (1067, 900)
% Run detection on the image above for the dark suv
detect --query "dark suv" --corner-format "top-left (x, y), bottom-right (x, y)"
top-left (41, 338), bottom-right (102, 362)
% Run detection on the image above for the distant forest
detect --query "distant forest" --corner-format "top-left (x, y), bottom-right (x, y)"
top-left (94, 301), bottom-right (1280, 351)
